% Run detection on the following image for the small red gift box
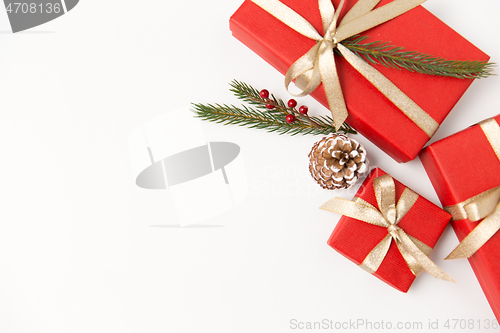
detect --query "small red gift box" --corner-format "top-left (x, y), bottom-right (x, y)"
top-left (230, 0), bottom-right (489, 163)
top-left (324, 168), bottom-right (452, 292)
top-left (420, 114), bottom-right (500, 320)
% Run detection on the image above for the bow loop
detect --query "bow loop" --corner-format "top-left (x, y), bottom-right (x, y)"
top-left (446, 203), bottom-right (500, 260)
top-left (374, 174), bottom-right (397, 225)
top-left (464, 187), bottom-right (500, 222)
top-left (285, 43), bottom-right (323, 97)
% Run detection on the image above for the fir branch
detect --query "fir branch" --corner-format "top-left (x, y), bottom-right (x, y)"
top-left (229, 79), bottom-right (331, 130)
top-left (341, 35), bottom-right (494, 79)
top-left (229, 79), bottom-right (288, 116)
top-left (191, 103), bottom-right (356, 136)
top-left (228, 80), bottom-right (263, 106)
top-left (192, 80), bottom-right (356, 136)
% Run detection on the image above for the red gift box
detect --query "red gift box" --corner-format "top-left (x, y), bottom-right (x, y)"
top-left (325, 167), bottom-right (452, 292)
top-left (420, 114), bottom-right (500, 320)
top-left (230, 0), bottom-right (489, 163)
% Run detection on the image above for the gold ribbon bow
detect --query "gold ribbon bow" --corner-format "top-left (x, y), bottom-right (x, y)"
top-left (251, 0), bottom-right (439, 135)
top-left (321, 174), bottom-right (454, 281)
top-left (444, 119), bottom-right (500, 259)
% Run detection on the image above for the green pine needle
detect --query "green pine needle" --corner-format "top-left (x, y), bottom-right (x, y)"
top-left (228, 80), bottom-right (298, 117)
top-left (192, 103), bottom-right (355, 136)
top-left (192, 80), bottom-right (356, 136)
top-left (341, 35), bottom-right (495, 79)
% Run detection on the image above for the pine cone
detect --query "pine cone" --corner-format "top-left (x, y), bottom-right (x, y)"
top-left (309, 134), bottom-right (368, 190)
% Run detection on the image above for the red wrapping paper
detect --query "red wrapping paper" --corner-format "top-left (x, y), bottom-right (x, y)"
top-left (327, 168), bottom-right (451, 292)
top-left (230, 0), bottom-right (489, 162)
top-left (420, 114), bottom-right (500, 320)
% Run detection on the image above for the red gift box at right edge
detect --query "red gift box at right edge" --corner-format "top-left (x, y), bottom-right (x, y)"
top-left (420, 114), bottom-right (500, 321)
top-left (230, 0), bottom-right (490, 163)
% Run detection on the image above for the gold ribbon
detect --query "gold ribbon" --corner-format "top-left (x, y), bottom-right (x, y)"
top-left (444, 118), bottom-right (500, 259)
top-left (321, 174), bottom-right (454, 281)
top-left (251, 0), bottom-right (439, 135)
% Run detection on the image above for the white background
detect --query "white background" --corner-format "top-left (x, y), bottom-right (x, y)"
top-left (0, 0), bottom-right (499, 332)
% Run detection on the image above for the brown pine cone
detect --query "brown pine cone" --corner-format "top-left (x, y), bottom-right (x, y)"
top-left (309, 134), bottom-right (369, 190)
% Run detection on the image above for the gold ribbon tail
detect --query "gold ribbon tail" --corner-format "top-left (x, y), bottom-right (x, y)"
top-left (397, 230), bottom-right (455, 282)
top-left (318, 40), bottom-right (348, 129)
top-left (446, 202), bottom-right (500, 260)
top-left (359, 234), bottom-right (392, 273)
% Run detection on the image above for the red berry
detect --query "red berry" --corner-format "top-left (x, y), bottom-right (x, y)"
top-left (285, 114), bottom-right (296, 123)
top-left (299, 105), bottom-right (309, 114)
top-left (287, 99), bottom-right (297, 108)
top-left (265, 103), bottom-right (275, 109)
top-left (260, 89), bottom-right (270, 99)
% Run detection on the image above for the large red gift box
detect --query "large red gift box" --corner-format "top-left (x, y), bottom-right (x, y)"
top-left (230, 0), bottom-right (489, 162)
top-left (325, 168), bottom-right (451, 292)
top-left (420, 114), bottom-right (500, 320)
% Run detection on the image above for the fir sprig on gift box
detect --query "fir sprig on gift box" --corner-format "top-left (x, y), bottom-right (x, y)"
top-left (192, 80), bottom-right (356, 136)
top-left (341, 35), bottom-right (494, 79)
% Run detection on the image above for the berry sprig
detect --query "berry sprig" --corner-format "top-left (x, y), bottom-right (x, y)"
top-left (192, 80), bottom-right (356, 136)
top-left (258, 88), bottom-right (320, 128)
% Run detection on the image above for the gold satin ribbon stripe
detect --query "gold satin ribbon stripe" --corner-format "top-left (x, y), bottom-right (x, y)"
top-left (444, 118), bottom-right (500, 259)
top-left (480, 118), bottom-right (500, 161)
top-left (321, 174), bottom-right (454, 282)
top-left (250, 0), bottom-right (439, 136)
